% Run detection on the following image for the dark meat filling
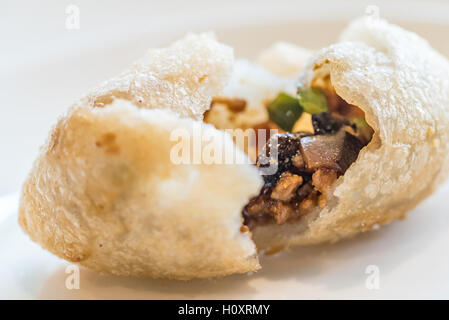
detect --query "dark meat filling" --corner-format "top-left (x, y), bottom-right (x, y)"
top-left (243, 112), bottom-right (367, 228)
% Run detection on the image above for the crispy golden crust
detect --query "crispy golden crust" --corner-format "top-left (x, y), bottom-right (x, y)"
top-left (19, 34), bottom-right (263, 279)
top-left (252, 18), bottom-right (449, 250)
top-left (19, 101), bottom-right (262, 279)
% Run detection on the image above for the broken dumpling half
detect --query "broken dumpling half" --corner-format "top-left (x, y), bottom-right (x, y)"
top-left (19, 18), bottom-right (449, 279)
top-left (19, 34), bottom-right (263, 279)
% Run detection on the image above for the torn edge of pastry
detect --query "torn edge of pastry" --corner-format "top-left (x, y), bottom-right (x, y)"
top-left (18, 33), bottom-right (264, 279)
top-left (207, 17), bottom-right (449, 253)
top-left (239, 76), bottom-right (374, 232)
top-left (205, 62), bottom-right (375, 253)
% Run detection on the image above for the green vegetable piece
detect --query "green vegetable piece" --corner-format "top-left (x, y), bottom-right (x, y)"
top-left (297, 87), bottom-right (328, 114)
top-left (351, 117), bottom-right (370, 129)
top-left (267, 93), bottom-right (303, 131)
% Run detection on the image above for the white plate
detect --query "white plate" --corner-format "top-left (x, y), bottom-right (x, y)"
top-left (2, 0), bottom-right (449, 299)
top-left (3, 181), bottom-right (449, 299)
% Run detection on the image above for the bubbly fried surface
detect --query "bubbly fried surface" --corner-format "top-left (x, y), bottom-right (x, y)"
top-left (252, 18), bottom-right (449, 250)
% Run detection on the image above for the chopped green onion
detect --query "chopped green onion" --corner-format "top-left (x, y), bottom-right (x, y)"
top-left (267, 93), bottom-right (303, 131)
top-left (297, 87), bottom-right (328, 114)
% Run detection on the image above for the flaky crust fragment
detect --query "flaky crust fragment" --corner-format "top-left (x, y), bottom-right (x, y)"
top-left (19, 34), bottom-right (262, 279)
top-left (252, 18), bottom-right (449, 250)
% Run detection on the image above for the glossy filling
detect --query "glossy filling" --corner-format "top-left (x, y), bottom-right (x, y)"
top-left (206, 79), bottom-right (373, 229)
